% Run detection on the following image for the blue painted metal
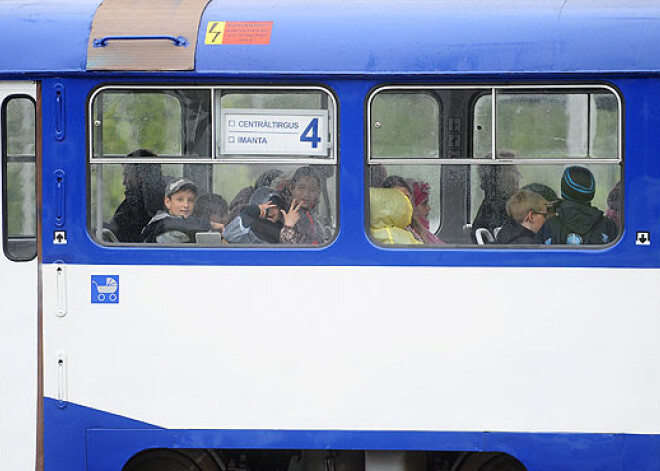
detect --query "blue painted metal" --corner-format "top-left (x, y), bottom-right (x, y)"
top-left (0, 1), bottom-right (99, 73)
top-left (3, 1), bottom-right (660, 75)
top-left (92, 35), bottom-right (189, 48)
top-left (44, 398), bottom-right (660, 471)
top-left (36, 76), bottom-right (658, 269)
top-left (196, 0), bottom-right (660, 75)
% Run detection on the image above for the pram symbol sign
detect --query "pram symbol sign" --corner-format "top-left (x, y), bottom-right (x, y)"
top-left (91, 275), bottom-right (119, 304)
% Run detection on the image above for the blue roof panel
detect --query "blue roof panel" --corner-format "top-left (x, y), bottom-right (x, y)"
top-left (0, 0), bottom-right (99, 73)
top-left (3, 0), bottom-right (660, 75)
top-left (195, 0), bottom-right (660, 75)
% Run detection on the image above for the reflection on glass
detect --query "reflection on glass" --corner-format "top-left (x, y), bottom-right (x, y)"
top-left (91, 162), bottom-right (337, 246)
top-left (3, 97), bottom-right (36, 261)
top-left (371, 93), bottom-right (440, 159)
top-left (93, 90), bottom-right (211, 157)
top-left (7, 98), bottom-right (35, 156)
top-left (494, 92), bottom-right (618, 159)
top-left (6, 162), bottom-right (35, 237)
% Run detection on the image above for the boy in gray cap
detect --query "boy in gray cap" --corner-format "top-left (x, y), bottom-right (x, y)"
top-left (142, 178), bottom-right (222, 243)
top-left (535, 166), bottom-right (618, 245)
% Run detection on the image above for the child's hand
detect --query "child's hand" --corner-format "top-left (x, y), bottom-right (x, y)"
top-left (210, 222), bottom-right (225, 233)
top-left (281, 199), bottom-right (303, 228)
top-left (258, 201), bottom-right (278, 219)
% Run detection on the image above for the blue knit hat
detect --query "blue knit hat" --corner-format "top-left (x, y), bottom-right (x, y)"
top-left (561, 166), bottom-right (595, 203)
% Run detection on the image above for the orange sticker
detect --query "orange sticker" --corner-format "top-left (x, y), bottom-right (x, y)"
top-left (205, 21), bottom-right (273, 45)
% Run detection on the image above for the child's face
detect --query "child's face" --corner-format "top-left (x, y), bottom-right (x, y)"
top-left (165, 190), bottom-right (196, 218)
top-left (416, 198), bottom-right (431, 220)
top-left (292, 176), bottom-right (320, 209)
top-left (266, 206), bottom-right (281, 223)
top-left (209, 213), bottom-right (226, 225)
top-left (526, 208), bottom-right (548, 233)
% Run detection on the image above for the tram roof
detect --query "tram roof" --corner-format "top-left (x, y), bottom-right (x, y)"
top-left (3, 0), bottom-right (660, 75)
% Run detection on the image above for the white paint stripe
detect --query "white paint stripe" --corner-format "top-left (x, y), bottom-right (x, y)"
top-left (43, 264), bottom-right (660, 434)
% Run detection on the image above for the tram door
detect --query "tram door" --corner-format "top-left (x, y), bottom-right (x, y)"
top-left (0, 81), bottom-right (38, 471)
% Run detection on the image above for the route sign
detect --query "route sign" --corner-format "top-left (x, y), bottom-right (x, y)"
top-left (220, 109), bottom-right (329, 156)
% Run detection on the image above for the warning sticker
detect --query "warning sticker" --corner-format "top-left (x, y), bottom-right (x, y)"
top-left (205, 21), bottom-right (273, 45)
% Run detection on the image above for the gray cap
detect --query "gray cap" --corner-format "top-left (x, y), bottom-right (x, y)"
top-left (165, 178), bottom-right (198, 198)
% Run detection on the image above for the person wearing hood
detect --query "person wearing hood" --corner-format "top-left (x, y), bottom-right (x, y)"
top-left (223, 186), bottom-right (287, 244)
top-left (369, 187), bottom-right (422, 245)
top-left (411, 181), bottom-right (444, 244)
top-left (496, 190), bottom-right (548, 244)
top-left (535, 166), bottom-right (618, 245)
top-left (104, 149), bottom-right (165, 242)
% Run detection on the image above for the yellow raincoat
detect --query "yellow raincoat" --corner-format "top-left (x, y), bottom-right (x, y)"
top-left (369, 188), bottom-right (422, 245)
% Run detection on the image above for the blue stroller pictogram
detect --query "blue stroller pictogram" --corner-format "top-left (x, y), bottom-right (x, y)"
top-left (91, 275), bottom-right (119, 303)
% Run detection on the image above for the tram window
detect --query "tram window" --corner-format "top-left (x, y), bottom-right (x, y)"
top-left (92, 89), bottom-right (210, 158)
top-left (367, 86), bottom-right (621, 247)
top-left (474, 91), bottom-right (619, 159)
top-left (371, 92), bottom-right (441, 159)
top-left (2, 96), bottom-right (36, 261)
top-left (89, 86), bottom-right (338, 247)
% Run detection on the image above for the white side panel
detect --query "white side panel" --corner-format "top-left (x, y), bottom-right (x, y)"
top-left (0, 81), bottom-right (37, 471)
top-left (43, 264), bottom-right (660, 434)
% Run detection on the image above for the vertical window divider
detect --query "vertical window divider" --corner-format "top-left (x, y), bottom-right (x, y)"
top-left (587, 93), bottom-right (592, 158)
top-left (211, 87), bottom-right (217, 159)
top-left (491, 87), bottom-right (497, 161)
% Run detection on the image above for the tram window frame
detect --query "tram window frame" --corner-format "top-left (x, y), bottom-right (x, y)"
top-left (2, 95), bottom-right (37, 262)
top-left (366, 84), bottom-right (622, 248)
top-left (87, 85), bottom-right (339, 248)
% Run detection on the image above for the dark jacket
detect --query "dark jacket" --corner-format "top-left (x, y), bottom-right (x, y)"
top-left (535, 200), bottom-right (618, 245)
top-left (141, 211), bottom-right (212, 243)
top-left (496, 217), bottom-right (537, 244)
top-left (471, 193), bottom-right (509, 243)
top-left (224, 204), bottom-right (283, 244)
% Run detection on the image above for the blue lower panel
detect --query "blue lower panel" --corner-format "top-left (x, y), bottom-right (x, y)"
top-left (45, 398), bottom-right (660, 471)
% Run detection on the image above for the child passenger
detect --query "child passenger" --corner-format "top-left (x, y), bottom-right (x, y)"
top-left (223, 187), bottom-right (286, 244)
top-left (193, 192), bottom-right (229, 231)
top-left (496, 190), bottom-right (548, 244)
top-left (535, 166), bottom-right (618, 245)
top-left (369, 188), bottom-right (422, 245)
top-left (280, 166), bottom-right (329, 245)
top-left (142, 178), bottom-right (222, 243)
top-left (411, 181), bottom-right (444, 244)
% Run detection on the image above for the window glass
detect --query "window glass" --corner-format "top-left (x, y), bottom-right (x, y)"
top-left (3, 97), bottom-right (36, 261)
top-left (473, 91), bottom-right (619, 159)
top-left (368, 86), bottom-right (621, 247)
top-left (92, 89), bottom-right (210, 158)
top-left (90, 87), bottom-right (337, 247)
top-left (472, 93), bottom-right (492, 158)
top-left (469, 164), bottom-right (620, 221)
top-left (371, 92), bottom-right (440, 158)
top-left (369, 164), bottom-right (442, 234)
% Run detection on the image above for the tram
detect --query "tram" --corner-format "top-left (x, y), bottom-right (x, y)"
top-left (2, 0), bottom-right (660, 470)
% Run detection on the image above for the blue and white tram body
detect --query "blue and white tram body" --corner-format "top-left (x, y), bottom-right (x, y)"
top-left (2, 1), bottom-right (660, 470)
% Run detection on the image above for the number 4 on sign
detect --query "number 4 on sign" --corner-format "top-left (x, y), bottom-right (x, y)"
top-left (300, 118), bottom-right (321, 149)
